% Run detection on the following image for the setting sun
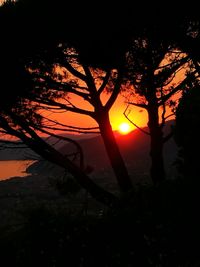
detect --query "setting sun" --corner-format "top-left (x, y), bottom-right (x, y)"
top-left (118, 122), bottom-right (131, 135)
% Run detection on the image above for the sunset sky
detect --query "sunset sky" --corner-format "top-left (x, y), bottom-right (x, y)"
top-left (47, 63), bottom-right (186, 135)
top-left (47, 93), bottom-right (148, 133)
top-left (0, 0), bottom-right (187, 138)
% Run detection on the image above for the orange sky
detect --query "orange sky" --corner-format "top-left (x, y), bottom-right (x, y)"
top-left (46, 52), bottom-right (188, 135)
top-left (0, 5), bottom-right (187, 137)
top-left (46, 92), bottom-right (148, 134)
top-left (47, 92), bottom-right (177, 135)
top-left (46, 65), bottom-right (187, 135)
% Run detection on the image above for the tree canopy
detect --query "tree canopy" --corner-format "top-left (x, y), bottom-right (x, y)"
top-left (0, 0), bottom-right (200, 204)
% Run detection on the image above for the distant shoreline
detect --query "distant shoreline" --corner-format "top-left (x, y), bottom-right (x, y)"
top-left (0, 160), bottom-right (34, 181)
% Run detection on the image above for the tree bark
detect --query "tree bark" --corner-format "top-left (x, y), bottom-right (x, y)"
top-left (148, 105), bottom-right (165, 185)
top-left (97, 112), bottom-right (133, 193)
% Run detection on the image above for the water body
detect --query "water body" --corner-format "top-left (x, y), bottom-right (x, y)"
top-left (0, 160), bottom-right (33, 181)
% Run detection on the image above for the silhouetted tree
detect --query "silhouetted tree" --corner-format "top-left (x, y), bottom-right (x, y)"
top-left (0, 0), bottom-right (133, 206)
top-left (175, 81), bottom-right (200, 181)
top-left (124, 31), bottom-right (197, 185)
top-left (1, 0), bottom-right (199, 204)
top-left (173, 14), bottom-right (200, 75)
top-left (25, 44), bottom-right (133, 193)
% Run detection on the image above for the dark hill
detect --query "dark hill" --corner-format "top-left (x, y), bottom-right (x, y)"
top-left (0, 134), bottom-right (97, 161)
top-left (60, 120), bottom-right (177, 183)
top-left (27, 120), bottom-right (178, 185)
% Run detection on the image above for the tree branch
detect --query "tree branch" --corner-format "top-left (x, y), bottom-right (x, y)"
top-left (104, 73), bottom-right (121, 112)
top-left (97, 70), bottom-right (111, 95)
top-left (58, 58), bottom-right (87, 82)
top-left (41, 124), bottom-right (99, 134)
top-left (158, 74), bottom-right (193, 106)
top-left (1, 113), bottom-right (118, 206)
top-left (62, 85), bottom-right (90, 100)
top-left (123, 106), bottom-right (150, 135)
top-left (127, 101), bottom-right (147, 109)
top-left (41, 116), bottom-right (99, 131)
top-left (31, 126), bottom-right (85, 169)
top-left (156, 54), bottom-right (189, 70)
top-left (34, 97), bottom-right (94, 117)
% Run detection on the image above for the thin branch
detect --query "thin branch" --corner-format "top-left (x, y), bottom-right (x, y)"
top-left (127, 101), bottom-right (147, 109)
top-left (41, 116), bottom-right (99, 130)
top-left (164, 113), bottom-right (175, 120)
top-left (37, 105), bottom-right (67, 111)
top-left (82, 65), bottom-right (101, 108)
top-left (159, 71), bottom-right (177, 87)
top-left (157, 72), bottom-right (195, 106)
top-left (104, 72), bottom-right (122, 112)
top-left (63, 87), bottom-right (90, 100)
top-left (81, 65), bottom-right (104, 110)
top-left (41, 124), bottom-right (100, 134)
top-left (0, 114), bottom-right (118, 206)
top-left (82, 65), bottom-right (97, 90)
top-left (58, 58), bottom-right (87, 82)
top-left (63, 97), bottom-right (77, 108)
top-left (155, 56), bottom-right (190, 88)
top-left (156, 55), bottom-right (189, 70)
top-left (97, 70), bottom-right (111, 95)
top-left (123, 106), bottom-right (150, 135)
top-left (168, 50), bottom-right (184, 54)
top-left (32, 126), bottom-right (85, 169)
top-left (34, 97), bottom-right (94, 117)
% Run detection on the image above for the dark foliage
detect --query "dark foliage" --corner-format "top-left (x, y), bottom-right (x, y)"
top-left (175, 83), bottom-right (200, 181)
top-left (0, 7), bottom-right (200, 267)
top-left (1, 0), bottom-right (199, 69)
top-left (1, 180), bottom-right (200, 266)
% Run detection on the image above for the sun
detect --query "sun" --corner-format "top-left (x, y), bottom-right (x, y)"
top-left (118, 122), bottom-right (131, 135)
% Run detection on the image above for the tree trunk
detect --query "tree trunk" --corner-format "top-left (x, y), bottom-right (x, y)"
top-left (148, 105), bottom-right (165, 185)
top-left (52, 151), bottom-right (119, 207)
top-left (23, 137), bottom-right (118, 207)
top-left (97, 112), bottom-right (133, 193)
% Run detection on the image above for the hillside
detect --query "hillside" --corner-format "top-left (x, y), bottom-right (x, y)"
top-left (0, 143), bottom-right (36, 161)
top-left (27, 120), bottom-right (178, 185)
top-left (0, 133), bottom-right (97, 161)
top-left (0, 120), bottom-right (178, 228)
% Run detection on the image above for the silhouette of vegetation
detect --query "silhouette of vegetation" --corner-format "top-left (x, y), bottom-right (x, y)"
top-left (26, 45), bottom-right (133, 193)
top-left (175, 81), bottom-right (200, 182)
top-left (0, 0), bottom-right (199, 201)
top-left (0, 0), bottom-right (133, 206)
top-left (124, 32), bottom-right (196, 184)
top-left (1, 1), bottom-right (200, 266)
top-left (174, 15), bottom-right (200, 75)
top-left (1, 181), bottom-right (200, 266)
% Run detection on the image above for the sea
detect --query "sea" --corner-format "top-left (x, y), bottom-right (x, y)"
top-left (0, 160), bottom-right (33, 180)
